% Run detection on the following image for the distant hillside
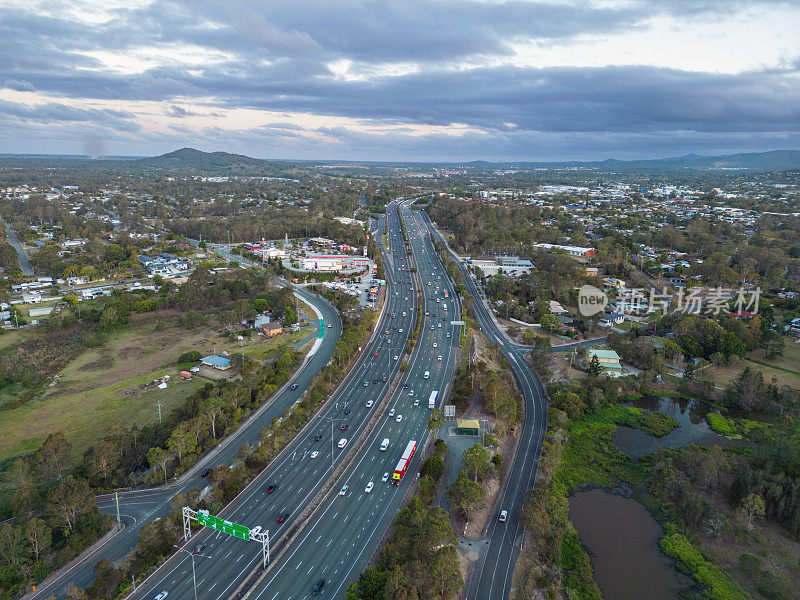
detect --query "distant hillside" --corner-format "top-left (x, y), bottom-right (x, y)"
top-left (136, 147), bottom-right (283, 174)
top-left (465, 149), bottom-right (800, 172)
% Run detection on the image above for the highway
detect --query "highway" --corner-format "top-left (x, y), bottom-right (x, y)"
top-left (243, 200), bottom-right (463, 600)
top-left (422, 211), bottom-right (549, 600)
top-left (124, 205), bottom-right (423, 600)
top-left (27, 286), bottom-right (343, 599)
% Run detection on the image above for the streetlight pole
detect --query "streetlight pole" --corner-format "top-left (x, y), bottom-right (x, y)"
top-left (173, 545), bottom-right (210, 600)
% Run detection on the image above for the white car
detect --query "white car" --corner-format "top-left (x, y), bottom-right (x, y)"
top-left (499, 510), bottom-right (508, 522)
top-left (381, 472), bottom-right (390, 482)
top-left (154, 593), bottom-right (168, 600)
top-left (408, 390), bottom-right (414, 397)
top-left (365, 482), bottom-right (374, 493)
top-left (433, 343), bottom-right (437, 348)
top-left (388, 408), bottom-right (395, 417)
top-left (393, 355), bottom-right (399, 361)
top-left (310, 451), bottom-right (319, 459)
top-left (446, 333), bottom-right (451, 338)
top-left (438, 355), bottom-right (442, 361)
top-left (339, 485), bottom-right (349, 496)
top-left (396, 415), bottom-right (403, 423)
top-left (365, 400), bottom-right (374, 408)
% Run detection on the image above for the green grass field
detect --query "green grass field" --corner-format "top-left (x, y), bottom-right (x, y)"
top-left (0, 315), bottom-right (314, 462)
top-left (701, 336), bottom-right (800, 391)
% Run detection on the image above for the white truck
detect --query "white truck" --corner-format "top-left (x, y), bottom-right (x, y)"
top-left (428, 391), bottom-right (438, 410)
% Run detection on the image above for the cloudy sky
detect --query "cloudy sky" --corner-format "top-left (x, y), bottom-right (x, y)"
top-left (1, 0), bottom-right (799, 161)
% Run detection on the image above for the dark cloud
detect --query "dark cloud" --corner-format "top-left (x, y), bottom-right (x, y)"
top-left (0, 0), bottom-right (797, 158)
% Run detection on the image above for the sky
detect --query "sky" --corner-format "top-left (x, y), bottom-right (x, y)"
top-left (1, 0), bottom-right (799, 161)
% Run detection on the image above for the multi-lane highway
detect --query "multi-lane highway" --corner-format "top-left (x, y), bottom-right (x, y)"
top-left (27, 287), bottom-right (344, 600)
top-left (124, 205), bottom-right (423, 600)
top-left (242, 200), bottom-right (463, 600)
top-left (422, 211), bottom-right (549, 600)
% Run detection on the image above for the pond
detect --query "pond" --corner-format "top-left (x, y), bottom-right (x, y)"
top-left (613, 396), bottom-right (743, 458)
top-left (568, 488), bottom-right (693, 600)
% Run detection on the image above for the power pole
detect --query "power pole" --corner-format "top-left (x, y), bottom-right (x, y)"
top-left (115, 491), bottom-right (121, 530)
top-left (157, 401), bottom-right (162, 423)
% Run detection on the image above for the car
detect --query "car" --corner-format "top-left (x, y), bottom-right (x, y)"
top-left (365, 400), bottom-right (374, 408)
top-left (311, 451), bottom-right (320, 459)
top-left (290, 383), bottom-right (298, 390)
top-left (312, 579), bottom-right (326, 595)
top-left (398, 328), bottom-right (403, 333)
top-left (413, 399), bottom-right (419, 407)
top-left (365, 482), bottom-right (375, 493)
top-left (446, 333), bottom-right (451, 338)
top-left (396, 415), bottom-right (403, 422)
top-left (200, 468), bottom-right (211, 478)
top-left (438, 323), bottom-right (442, 328)
top-left (408, 390), bottom-right (414, 397)
top-left (266, 484), bottom-right (277, 493)
top-left (327, 323), bottom-right (332, 328)
top-left (382, 472), bottom-right (390, 482)
top-left (339, 485), bottom-right (349, 496)
top-left (343, 409), bottom-right (351, 415)
top-left (382, 376), bottom-right (388, 382)
top-left (363, 381), bottom-right (369, 387)
top-left (154, 592), bottom-right (168, 600)
top-left (374, 352), bottom-right (379, 357)
top-left (339, 423), bottom-right (349, 431)
top-left (402, 383), bottom-right (408, 389)
top-left (433, 343), bottom-right (438, 348)
top-left (438, 355), bottom-right (442, 361)
top-left (338, 438), bottom-right (348, 448)
top-left (388, 408), bottom-right (395, 417)
top-left (430, 325), bottom-right (434, 330)
top-left (385, 330), bottom-right (390, 335)
top-left (193, 543), bottom-right (206, 554)
top-left (314, 433), bottom-right (323, 441)
top-left (499, 510), bottom-right (508, 522)
top-left (251, 526), bottom-right (262, 534)
top-left (276, 513), bottom-right (289, 523)
top-left (373, 379), bottom-right (379, 384)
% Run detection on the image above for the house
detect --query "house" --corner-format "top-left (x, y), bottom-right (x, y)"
top-left (200, 355), bottom-right (232, 370)
top-left (788, 317), bottom-right (800, 334)
top-left (586, 349), bottom-right (622, 374)
top-left (533, 243), bottom-right (595, 258)
top-left (254, 315), bottom-right (271, 330)
top-left (261, 322), bottom-right (284, 337)
top-left (549, 300), bottom-right (567, 315)
top-left (598, 313), bottom-right (625, 327)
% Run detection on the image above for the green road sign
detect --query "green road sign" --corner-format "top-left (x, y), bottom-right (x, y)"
top-left (318, 319), bottom-right (325, 339)
top-left (197, 510), bottom-right (250, 540)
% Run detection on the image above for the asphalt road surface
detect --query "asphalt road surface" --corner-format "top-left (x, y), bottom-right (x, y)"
top-left (423, 211), bottom-right (549, 600)
top-left (243, 199), bottom-right (463, 600)
top-left (28, 286), bottom-right (343, 600)
top-left (124, 204), bottom-right (424, 600)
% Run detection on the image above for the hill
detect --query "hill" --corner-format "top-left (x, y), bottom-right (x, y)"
top-left (135, 147), bottom-right (283, 174)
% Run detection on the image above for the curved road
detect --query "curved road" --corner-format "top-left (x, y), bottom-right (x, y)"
top-left (27, 287), bottom-right (343, 599)
top-left (422, 211), bottom-right (549, 600)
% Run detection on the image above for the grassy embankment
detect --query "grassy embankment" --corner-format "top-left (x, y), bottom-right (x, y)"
top-left (0, 317), bottom-right (310, 461)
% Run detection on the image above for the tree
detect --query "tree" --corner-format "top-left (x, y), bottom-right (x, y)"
top-left (462, 444), bottom-right (491, 482)
top-left (0, 523), bottom-right (25, 566)
top-left (741, 493), bottom-right (765, 530)
top-left (587, 354), bottom-right (602, 377)
top-left (201, 396), bottom-right (226, 439)
top-left (763, 332), bottom-right (785, 359)
top-left (85, 438), bottom-right (119, 481)
top-left (147, 447), bottom-right (172, 484)
top-left (33, 431), bottom-right (72, 481)
top-left (177, 350), bottom-right (202, 365)
top-left (168, 428), bottom-right (197, 466)
top-left (25, 518), bottom-right (51, 562)
top-left (447, 471), bottom-right (485, 519)
top-left (427, 409), bottom-right (445, 433)
top-left (46, 475), bottom-right (93, 533)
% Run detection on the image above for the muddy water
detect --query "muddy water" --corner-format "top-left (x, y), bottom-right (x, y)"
top-left (568, 489), bottom-right (692, 600)
top-left (613, 396), bottom-right (742, 458)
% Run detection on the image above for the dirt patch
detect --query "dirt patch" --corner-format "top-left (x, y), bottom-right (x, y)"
top-left (464, 477), bottom-right (500, 538)
top-left (458, 547), bottom-right (478, 589)
top-left (117, 346), bottom-right (147, 360)
top-left (81, 353), bottom-right (115, 371)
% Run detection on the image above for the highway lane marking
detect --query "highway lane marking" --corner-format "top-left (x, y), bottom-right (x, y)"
top-left (295, 561), bottom-right (302, 570)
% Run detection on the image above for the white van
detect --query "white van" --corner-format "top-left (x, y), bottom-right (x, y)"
top-left (338, 438), bottom-right (348, 449)
top-left (380, 438), bottom-right (390, 451)
top-left (423, 371), bottom-right (430, 379)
